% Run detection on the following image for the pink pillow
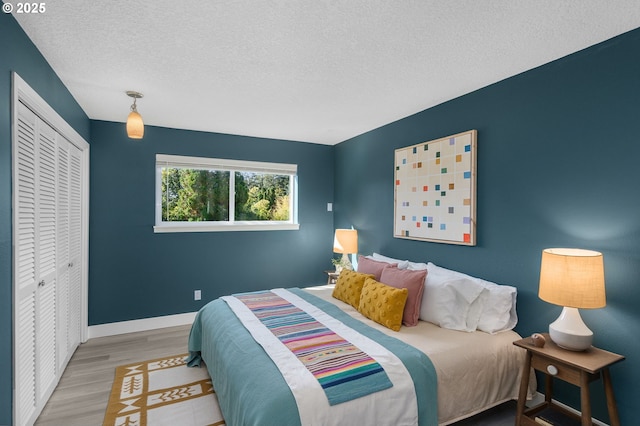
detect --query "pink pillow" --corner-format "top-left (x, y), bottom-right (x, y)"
top-left (357, 255), bottom-right (395, 281)
top-left (379, 267), bottom-right (427, 327)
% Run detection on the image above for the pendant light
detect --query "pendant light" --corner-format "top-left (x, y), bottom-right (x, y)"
top-left (126, 91), bottom-right (144, 139)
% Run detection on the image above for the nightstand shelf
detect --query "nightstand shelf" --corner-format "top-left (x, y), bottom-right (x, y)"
top-left (513, 333), bottom-right (624, 426)
top-left (531, 405), bottom-right (583, 425)
top-left (324, 270), bottom-right (340, 285)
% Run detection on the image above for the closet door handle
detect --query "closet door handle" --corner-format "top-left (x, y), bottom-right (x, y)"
top-left (38, 280), bottom-right (45, 287)
top-left (68, 262), bottom-right (74, 268)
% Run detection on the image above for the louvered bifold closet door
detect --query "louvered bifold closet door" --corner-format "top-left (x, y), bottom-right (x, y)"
top-left (35, 114), bottom-right (58, 403)
top-left (15, 102), bottom-right (38, 426)
top-left (56, 137), bottom-right (70, 371)
top-left (13, 74), bottom-right (88, 426)
top-left (14, 101), bottom-right (64, 426)
top-left (67, 143), bottom-right (83, 351)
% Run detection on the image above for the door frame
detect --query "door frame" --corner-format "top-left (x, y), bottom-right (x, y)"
top-left (11, 72), bottom-right (90, 424)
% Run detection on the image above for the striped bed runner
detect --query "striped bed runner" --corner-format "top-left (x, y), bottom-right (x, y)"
top-left (233, 290), bottom-right (393, 405)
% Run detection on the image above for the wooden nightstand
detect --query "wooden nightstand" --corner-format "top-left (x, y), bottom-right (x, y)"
top-left (324, 270), bottom-right (340, 285)
top-left (513, 333), bottom-right (624, 426)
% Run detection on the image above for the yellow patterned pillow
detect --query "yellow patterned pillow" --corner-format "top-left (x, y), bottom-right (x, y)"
top-left (332, 270), bottom-right (375, 308)
top-left (358, 278), bottom-right (408, 331)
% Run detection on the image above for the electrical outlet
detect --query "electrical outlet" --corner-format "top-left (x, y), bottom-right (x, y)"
top-left (194, 290), bottom-right (201, 301)
top-left (327, 202), bottom-right (333, 212)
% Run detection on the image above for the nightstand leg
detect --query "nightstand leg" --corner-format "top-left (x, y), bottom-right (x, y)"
top-left (545, 374), bottom-right (553, 404)
top-left (515, 352), bottom-right (532, 426)
top-left (603, 368), bottom-right (620, 426)
top-left (580, 371), bottom-right (592, 426)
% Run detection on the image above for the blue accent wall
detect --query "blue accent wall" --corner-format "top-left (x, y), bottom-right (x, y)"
top-left (88, 121), bottom-right (334, 325)
top-left (0, 12), bottom-right (90, 426)
top-left (334, 28), bottom-right (640, 424)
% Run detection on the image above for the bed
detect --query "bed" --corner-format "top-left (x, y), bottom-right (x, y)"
top-left (188, 257), bottom-right (535, 426)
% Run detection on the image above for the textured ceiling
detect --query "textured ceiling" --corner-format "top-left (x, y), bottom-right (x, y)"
top-left (9, 0), bottom-right (640, 145)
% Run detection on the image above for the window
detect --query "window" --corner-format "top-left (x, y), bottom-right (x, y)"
top-left (154, 154), bottom-right (299, 232)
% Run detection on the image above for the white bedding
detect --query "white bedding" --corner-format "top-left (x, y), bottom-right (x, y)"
top-left (304, 285), bottom-right (536, 425)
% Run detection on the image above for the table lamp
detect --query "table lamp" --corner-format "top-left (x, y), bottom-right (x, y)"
top-left (333, 229), bottom-right (358, 270)
top-left (538, 248), bottom-right (606, 351)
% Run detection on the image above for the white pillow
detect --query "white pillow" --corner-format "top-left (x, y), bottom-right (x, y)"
top-left (466, 286), bottom-right (489, 331)
top-left (475, 278), bottom-right (517, 333)
top-left (371, 252), bottom-right (410, 269)
top-left (420, 278), bottom-right (486, 332)
top-left (425, 263), bottom-right (517, 334)
top-left (406, 261), bottom-right (428, 271)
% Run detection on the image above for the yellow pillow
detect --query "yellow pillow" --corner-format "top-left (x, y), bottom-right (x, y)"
top-left (358, 278), bottom-right (408, 332)
top-left (332, 270), bottom-right (375, 308)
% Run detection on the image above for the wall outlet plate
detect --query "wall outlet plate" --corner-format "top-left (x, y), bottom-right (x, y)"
top-left (194, 290), bottom-right (201, 301)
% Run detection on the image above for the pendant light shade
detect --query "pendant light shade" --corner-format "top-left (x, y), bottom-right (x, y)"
top-left (126, 110), bottom-right (144, 139)
top-left (126, 91), bottom-right (144, 139)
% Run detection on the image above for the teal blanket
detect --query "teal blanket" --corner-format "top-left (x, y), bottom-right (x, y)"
top-left (188, 288), bottom-right (438, 426)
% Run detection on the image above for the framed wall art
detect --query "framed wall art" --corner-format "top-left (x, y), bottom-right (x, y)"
top-left (394, 130), bottom-right (477, 245)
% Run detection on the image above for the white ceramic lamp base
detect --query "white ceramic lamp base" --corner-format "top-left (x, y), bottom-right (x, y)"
top-left (548, 307), bottom-right (593, 351)
top-left (341, 253), bottom-right (354, 270)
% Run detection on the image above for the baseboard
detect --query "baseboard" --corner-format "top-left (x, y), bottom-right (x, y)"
top-left (528, 392), bottom-right (608, 426)
top-left (87, 311), bottom-right (197, 339)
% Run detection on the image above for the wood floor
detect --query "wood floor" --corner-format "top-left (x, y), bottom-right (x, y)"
top-left (35, 324), bottom-right (192, 426)
top-left (35, 324), bottom-right (515, 425)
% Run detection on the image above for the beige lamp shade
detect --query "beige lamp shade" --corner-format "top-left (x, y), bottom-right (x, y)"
top-left (333, 229), bottom-right (358, 254)
top-left (538, 248), bottom-right (606, 309)
top-left (126, 110), bottom-right (144, 139)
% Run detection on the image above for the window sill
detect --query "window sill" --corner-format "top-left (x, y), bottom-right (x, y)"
top-left (153, 222), bottom-right (300, 233)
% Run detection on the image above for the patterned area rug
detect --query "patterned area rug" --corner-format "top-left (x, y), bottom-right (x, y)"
top-left (103, 354), bottom-right (225, 426)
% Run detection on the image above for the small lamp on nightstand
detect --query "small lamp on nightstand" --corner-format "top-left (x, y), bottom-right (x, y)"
top-left (538, 248), bottom-right (606, 351)
top-left (333, 229), bottom-right (358, 271)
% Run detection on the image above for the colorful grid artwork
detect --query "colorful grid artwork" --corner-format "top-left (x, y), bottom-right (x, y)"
top-left (394, 130), bottom-right (477, 245)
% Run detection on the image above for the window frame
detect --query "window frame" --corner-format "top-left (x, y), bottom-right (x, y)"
top-left (154, 154), bottom-right (299, 233)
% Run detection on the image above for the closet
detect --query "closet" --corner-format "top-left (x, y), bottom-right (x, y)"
top-left (12, 74), bottom-right (89, 426)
